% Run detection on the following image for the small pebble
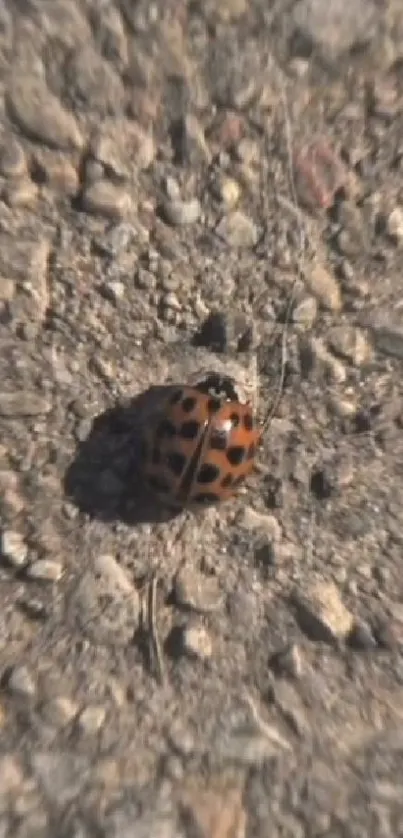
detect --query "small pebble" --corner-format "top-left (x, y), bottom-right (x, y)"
top-left (238, 507), bottom-right (282, 541)
top-left (174, 566), bottom-right (222, 613)
top-left (164, 176), bottom-right (181, 201)
top-left (177, 779), bottom-right (246, 838)
top-left (26, 559), bottom-right (63, 583)
top-left (0, 137), bottom-right (27, 177)
top-left (288, 58), bottom-right (310, 78)
top-left (42, 697), bottom-right (79, 727)
top-left (370, 78), bottom-right (399, 120)
top-left (81, 181), bottom-right (132, 219)
top-left (101, 280), bottom-right (125, 303)
top-left (309, 338), bottom-right (347, 383)
top-left (33, 153), bottom-right (79, 195)
top-left (305, 263), bottom-right (342, 311)
top-left (273, 680), bottom-right (311, 738)
top-left (235, 138), bottom-right (260, 165)
top-left (348, 619), bottom-right (377, 650)
top-left (292, 580), bottom-right (354, 643)
top-left (18, 597), bottom-right (49, 621)
top-left (0, 278), bottom-right (15, 303)
top-left (328, 394), bottom-right (358, 419)
top-left (386, 206), bottom-right (403, 242)
top-left (161, 291), bottom-right (181, 311)
top-left (1, 529), bottom-right (28, 567)
top-left (210, 111), bottom-right (245, 149)
top-left (292, 296), bottom-right (318, 329)
top-left (294, 138), bottom-right (347, 209)
top-left (73, 553), bottom-right (139, 646)
top-left (168, 720), bottom-right (196, 756)
top-left (3, 178), bottom-right (38, 208)
top-left (215, 725), bottom-right (291, 766)
top-left (327, 326), bottom-right (372, 366)
top-left (269, 643), bottom-right (303, 679)
top-left (162, 197), bottom-right (201, 226)
top-left (372, 324), bottom-right (403, 360)
top-left (7, 665), bottom-right (36, 698)
top-left (92, 122), bottom-right (155, 174)
top-left (0, 756), bottom-right (24, 794)
top-left (7, 78), bottom-right (83, 150)
top-left (93, 757), bottom-right (121, 788)
top-left (0, 391), bottom-right (52, 417)
top-left (215, 176), bottom-right (241, 209)
top-left (77, 705), bottom-right (106, 735)
top-left (372, 616), bottom-right (399, 650)
top-left (212, 0), bottom-right (247, 21)
top-left (181, 623), bottom-right (213, 660)
top-left (216, 211), bottom-right (258, 248)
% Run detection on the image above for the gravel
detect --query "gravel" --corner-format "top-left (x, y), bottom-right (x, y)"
top-left (1, 1), bottom-right (403, 836)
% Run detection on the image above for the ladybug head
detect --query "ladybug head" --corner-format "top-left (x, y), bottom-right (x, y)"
top-left (194, 372), bottom-right (240, 404)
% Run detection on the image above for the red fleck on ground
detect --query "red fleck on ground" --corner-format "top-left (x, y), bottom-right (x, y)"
top-left (293, 137), bottom-right (348, 210)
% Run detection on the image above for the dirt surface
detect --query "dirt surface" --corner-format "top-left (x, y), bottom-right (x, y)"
top-left (1, 0), bottom-right (403, 835)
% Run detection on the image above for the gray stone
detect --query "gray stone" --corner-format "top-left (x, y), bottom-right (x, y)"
top-left (31, 752), bottom-right (89, 806)
top-left (216, 211), bottom-right (258, 248)
top-left (304, 263), bottom-right (342, 311)
top-left (81, 181), bottom-right (133, 219)
top-left (1, 237), bottom-right (50, 330)
top-left (292, 581), bottom-right (354, 642)
top-left (162, 197), bottom-right (201, 226)
top-left (7, 665), bottom-right (37, 698)
top-left (0, 137), bottom-right (27, 177)
top-left (1, 529), bottom-right (28, 566)
top-left (26, 560), bottom-right (64, 583)
top-left (387, 207), bottom-right (403, 242)
top-left (0, 392), bottom-right (52, 417)
top-left (181, 622), bottom-right (213, 659)
top-left (327, 326), bottom-right (372, 366)
top-left (174, 566), bottom-right (222, 613)
top-left (73, 553), bottom-right (139, 646)
top-left (292, 0), bottom-right (377, 61)
top-left (292, 296), bottom-right (318, 329)
top-left (7, 77), bottom-right (83, 150)
top-left (77, 705), bottom-right (106, 735)
top-left (64, 44), bottom-right (125, 115)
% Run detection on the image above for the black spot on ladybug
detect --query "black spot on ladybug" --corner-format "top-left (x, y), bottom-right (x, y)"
top-left (227, 445), bottom-right (246, 466)
top-left (243, 413), bottom-right (253, 431)
top-left (209, 428), bottom-right (228, 450)
top-left (180, 420), bottom-right (200, 440)
top-left (247, 442), bottom-right (256, 460)
top-left (230, 412), bottom-right (240, 427)
top-left (207, 397), bottom-right (222, 413)
top-left (155, 419), bottom-right (177, 439)
top-left (168, 388), bottom-right (184, 406)
top-left (197, 463), bottom-right (220, 484)
top-left (221, 473), bottom-right (233, 488)
top-left (192, 491), bottom-right (221, 505)
top-left (181, 396), bottom-right (197, 413)
top-left (166, 451), bottom-right (187, 476)
top-left (147, 474), bottom-right (171, 494)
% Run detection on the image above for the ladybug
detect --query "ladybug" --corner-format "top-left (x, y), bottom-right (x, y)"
top-left (142, 372), bottom-right (262, 509)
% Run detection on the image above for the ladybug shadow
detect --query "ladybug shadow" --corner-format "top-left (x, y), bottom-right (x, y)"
top-left (63, 386), bottom-right (182, 527)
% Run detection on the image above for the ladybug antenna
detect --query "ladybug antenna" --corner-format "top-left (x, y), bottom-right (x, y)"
top-left (260, 84), bottom-right (309, 435)
top-left (261, 282), bottom-right (297, 433)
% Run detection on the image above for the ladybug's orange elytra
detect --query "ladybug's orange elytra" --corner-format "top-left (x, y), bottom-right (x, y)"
top-left (142, 372), bottom-right (261, 509)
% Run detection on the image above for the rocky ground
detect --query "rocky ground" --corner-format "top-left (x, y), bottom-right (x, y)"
top-left (1, 0), bottom-right (403, 835)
